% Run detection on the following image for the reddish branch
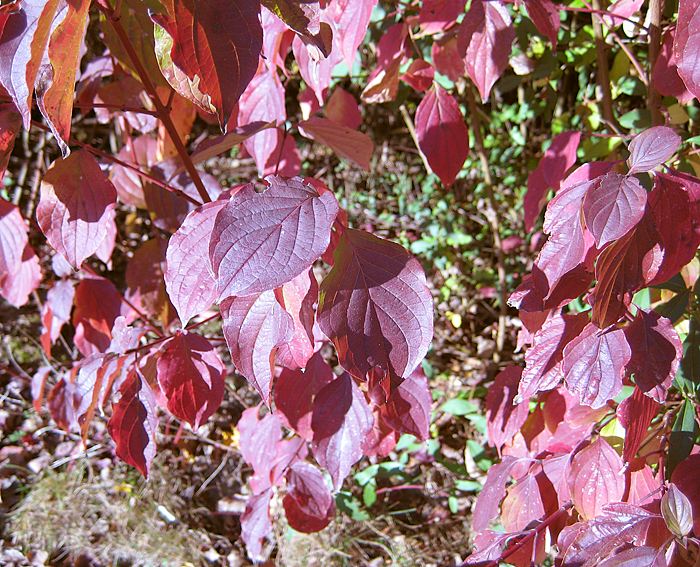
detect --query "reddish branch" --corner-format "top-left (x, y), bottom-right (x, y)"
top-left (30, 120), bottom-right (201, 206)
top-left (97, 2), bottom-right (211, 204)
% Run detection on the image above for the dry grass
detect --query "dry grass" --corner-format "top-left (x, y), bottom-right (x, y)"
top-left (8, 461), bottom-right (211, 566)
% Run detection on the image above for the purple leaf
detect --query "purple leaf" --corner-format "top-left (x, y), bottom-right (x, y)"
top-left (317, 228), bottom-right (433, 382)
top-left (383, 365), bottom-right (432, 440)
top-left (210, 176), bottom-right (339, 299)
top-left (524, 131), bottom-right (581, 231)
top-left (107, 369), bottom-right (158, 477)
top-left (274, 352), bottom-right (334, 439)
top-left (472, 456), bottom-right (520, 531)
top-left (156, 332), bottom-right (225, 429)
top-left (582, 172), bottom-right (647, 248)
top-left (298, 116), bottom-right (374, 171)
top-left (461, 0), bottom-right (515, 102)
top-left (624, 309), bottom-right (682, 402)
top-left (414, 85), bottom-right (469, 187)
top-left (311, 373), bottom-right (374, 489)
top-left (0, 197), bottom-right (41, 307)
top-left (165, 199), bottom-right (226, 326)
top-left (568, 438), bottom-right (625, 520)
top-left (0, 0), bottom-right (61, 128)
top-left (562, 323), bottom-right (631, 409)
top-left (37, 150), bottom-right (118, 269)
top-left (674, 0), bottom-right (700, 101)
top-left (485, 366), bottom-right (530, 454)
top-left (283, 461), bottom-right (336, 533)
top-left (275, 269), bottom-right (318, 370)
top-left (241, 489), bottom-right (273, 562)
top-left (525, 0), bottom-right (560, 47)
top-left (627, 126), bottom-right (682, 174)
top-left (520, 311), bottom-right (589, 400)
top-left (327, 0), bottom-right (378, 69)
top-left (221, 291), bottom-right (293, 404)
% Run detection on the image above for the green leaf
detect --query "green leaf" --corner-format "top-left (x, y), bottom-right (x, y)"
top-left (363, 480), bottom-right (377, 507)
top-left (676, 318), bottom-right (700, 396)
top-left (440, 398), bottom-right (478, 416)
top-left (667, 399), bottom-right (699, 478)
top-left (336, 492), bottom-right (370, 521)
top-left (455, 479), bottom-right (482, 493)
top-left (448, 495), bottom-right (459, 514)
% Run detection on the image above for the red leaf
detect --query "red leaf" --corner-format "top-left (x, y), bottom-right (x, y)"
top-left (125, 238), bottom-right (173, 322)
top-left (0, 197), bottom-right (41, 307)
top-left (40, 278), bottom-right (75, 355)
top-left (501, 471), bottom-right (554, 532)
top-left (237, 406), bottom-right (306, 493)
top-left (34, 0), bottom-right (90, 155)
top-left (274, 352), bottom-right (334, 439)
top-left (653, 27), bottom-right (693, 103)
top-left (674, 0), bottom-right (700, 100)
top-left (472, 456), bottom-right (520, 531)
top-left (485, 366), bottom-right (530, 453)
top-left (461, 0), bottom-right (515, 101)
top-left (590, 214), bottom-right (659, 327)
top-left (151, 0), bottom-right (262, 129)
top-left (525, 0), bottom-right (560, 47)
top-left (627, 126), bottom-right (681, 174)
top-left (210, 176), bottom-right (339, 298)
top-left (401, 59), bottom-right (435, 92)
top-left (283, 461), bottom-right (336, 533)
top-left (324, 87), bottom-right (362, 129)
top-left (72, 275), bottom-right (125, 357)
top-left (568, 438), bottom-right (625, 520)
top-left (520, 311), bottom-right (589, 400)
top-left (237, 64), bottom-right (286, 176)
top-left (311, 373), bottom-right (374, 489)
top-left (582, 172), bottom-right (647, 249)
top-left (221, 291), bottom-right (293, 404)
top-left (661, 483), bottom-right (694, 538)
top-left (415, 85), bottom-right (469, 187)
top-left (110, 135), bottom-right (156, 208)
top-left (0, 103), bottom-right (21, 179)
top-left (165, 199), bottom-right (225, 326)
top-left (431, 34), bottom-right (465, 82)
top-left (419, 0), bottom-right (465, 34)
top-left (511, 180), bottom-right (595, 310)
top-left (37, 150), bottom-right (118, 269)
top-left (624, 309), bottom-right (682, 401)
top-left (292, 35), bottom-right (342, 104)
top-left (188, 121), bottom-right (276, 166)
top-left (241, 489), bottom-right (273, 562)
top-left (261, 0), bottom-right (329, 58)
top-left (524, 131), bottom-right (581, 231)
top-left (317, 228), bottom-right (433, 382)
top-left (275, 269), bottom-right (318, 370)
top-left (31, 366), bottom-right (50, 413)
top-left (298, 116), bottom-right (374, 170)
top-left (646, 171), bottom-right (700, 285)
top-left (327, 0), bottom-right (377, 68)
top-left (107, 370), bottom-right (158, 477)
top-left (558, 503), bottom-right (663, 565)
top-left (562, 323), bottom-right (631, 409)
top-left (0, 0), bottom-right (61, 128)
top-left (383, 365), bottom-right (432, 440)
top-left (156, 332), bottom-right (225, 429)
top-left (617, 386), bottom-right (659, 463)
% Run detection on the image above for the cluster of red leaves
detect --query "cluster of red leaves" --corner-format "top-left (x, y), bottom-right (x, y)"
top-left (0, 0), bottom-right (441, 561)
top-left (467, 124), bottom-right (700, 565)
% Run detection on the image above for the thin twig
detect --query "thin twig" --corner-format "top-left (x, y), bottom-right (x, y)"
top-left (591, 0), bottom-right (618, 129)
top-left (464, 84), bottom-right (507, 361)
top-left (647, 0), bottom-right (665, 125)
top-left (98, 3), bottom-right (211, 204)
top-left (399, 104), bottom-right (432, 176)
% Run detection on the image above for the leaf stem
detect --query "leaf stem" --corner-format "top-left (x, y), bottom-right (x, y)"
top-left (97, 3), bottom-right (211, 204)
